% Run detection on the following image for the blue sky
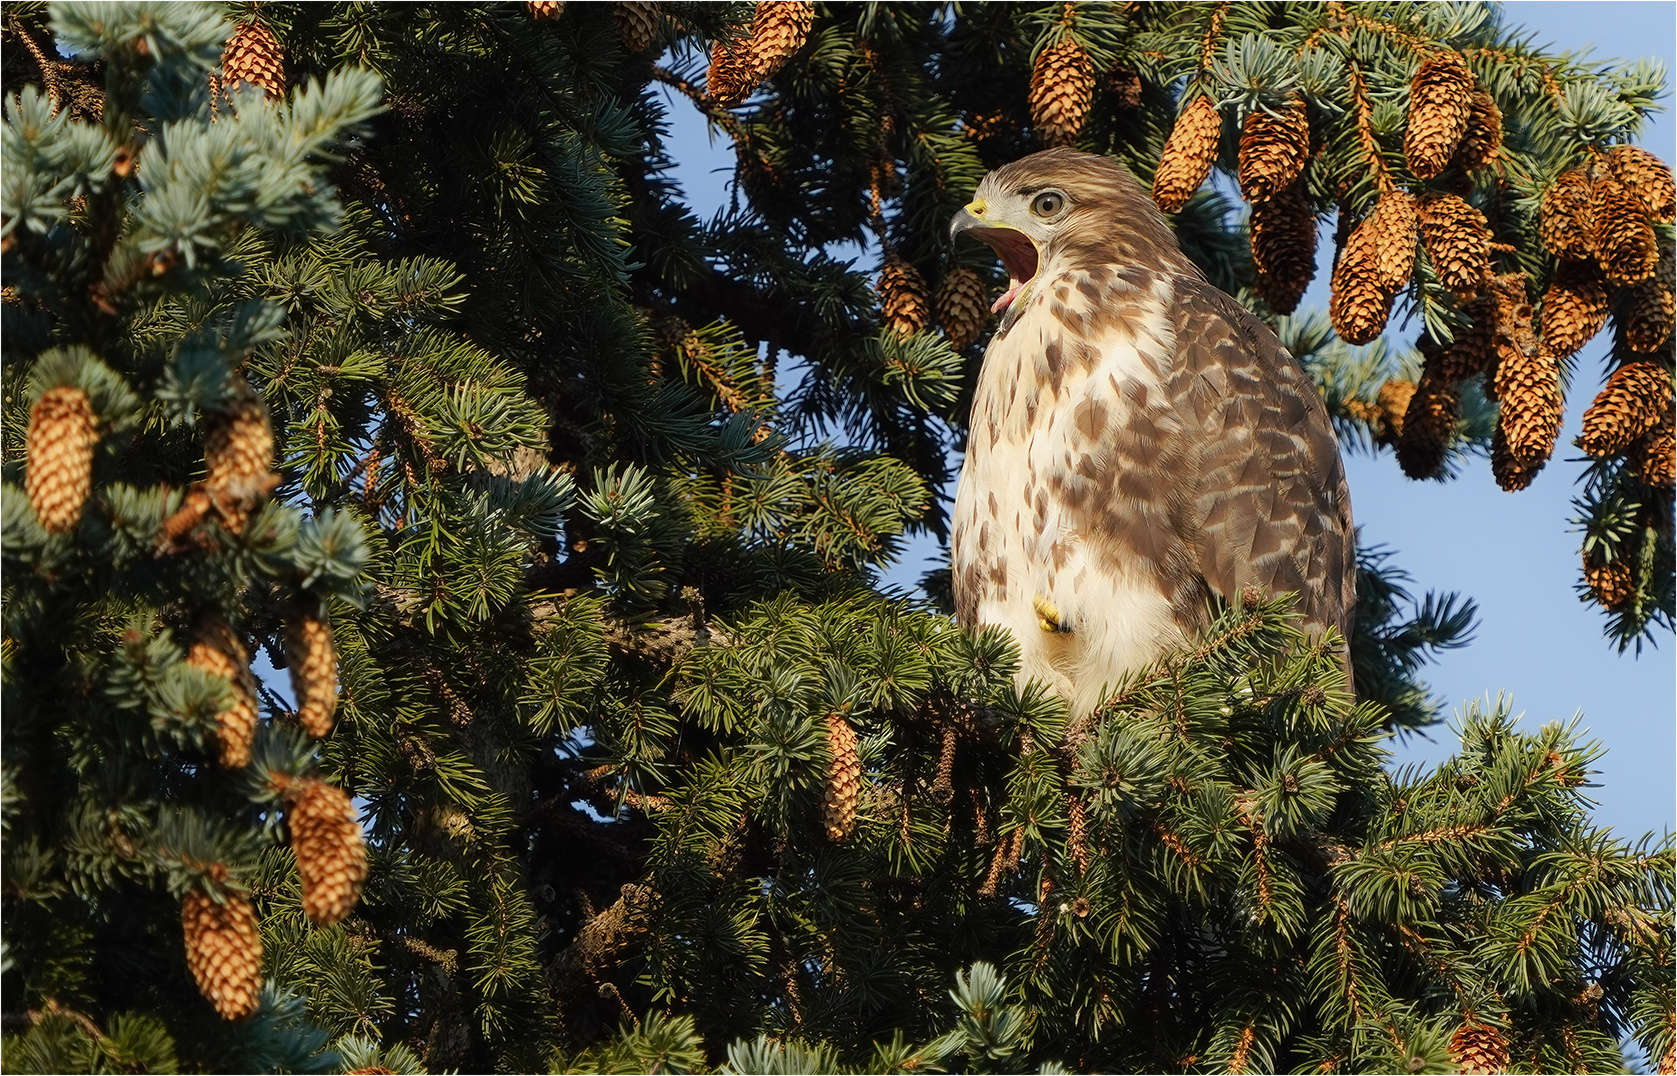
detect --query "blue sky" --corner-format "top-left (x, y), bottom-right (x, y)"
top-left (654, 2), bottom-right (1675, 844)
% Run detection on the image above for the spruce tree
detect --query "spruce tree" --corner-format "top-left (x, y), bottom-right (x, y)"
top-left (3, 2), bottom-right (1671, 1074)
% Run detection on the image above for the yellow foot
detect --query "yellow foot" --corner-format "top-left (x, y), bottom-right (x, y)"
top-left (1033, 595), bottom-right (1071, 634)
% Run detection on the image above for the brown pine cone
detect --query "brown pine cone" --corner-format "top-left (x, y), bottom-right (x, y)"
top-left (878, 256), bottom-right (930, 336)
top-left (203, 380), bottom-right (278, 534)
top-left (25, 385), bottom-right (98, 534)
top-left (1251, 180), bottom-right (1317, 314)
top-left (1540, 169), bottom-right (1596, 261)
top-left (184, 614), bottom-right (259, 769)
top-left (526, 0), bottom-right (564, 17)
top-left (182, 877), bottom-right (263, 1021)
top-left (1368, 190), bottom-right (1419, 292)
top-left (1629, 409), bottom-right (1676, 490)
top-left (1396, 371), bottom-right (1458, 480)
top-left (284, 609), bottom-right (339, 739)
top-left (1438, 296), bottom-right (1496, 383)
top-left (1237, 97), bottom-right (1310, 203)
top-left (1624, 275), bottom-right (1676, 354)
top-left (1580, 360), bottom-right (1673, 456)
top-left (1403, 50), bottom-right (1474, 179)
top-left (706, 36), bottom-right (758, 106)
top-left (1592, 172), bottom-right (1659, 287)
top-left (285, 777), bottom-right (368, 926)
top-left (1374, 378), bottom-right (1417, 442)
top-left (221, 20), bottom-right (285, 101)
top-left (1541, 260), bottom-right (1612, 360)
top-left (1660, 1031), bottom-right (1676, 1076)
top-left (1066, 793), bottom-right (1089, 875)
top-left (1029, 37), bottom-right (1095, 149)
top-left (613, 1), bottom-right (660, 53)
top-left (1419, 194), bottom-right (1491, 298)
top-left (1584, 554), bottom-right (1636, 611)
top-left (1491, 425), bottom-right (1541, 491)
top-left (1448, 1019), bottom-right (1510, 1076)
top-left (1451, 89), bottom-right (1503, 172)
top-left (1494, 340), bottom-right (1564, 473)
top-left (1152, 95), bottom-right (1221, 213)
top-left (752, 1), bottom-right (814, 82)
top-left (1606, 145), bottom-right (1676, 223)
top-left (1329, 210), bottom-right (1395, 345)
top-left (936, 266), bottom-right (991, 351)
top-left (822, 713), bottom-right (861, 841)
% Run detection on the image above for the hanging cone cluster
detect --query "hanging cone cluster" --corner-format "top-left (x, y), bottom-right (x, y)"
top-left (1631, 411), bottom-right (1676, 490)
top-left (1605, 145), bottom-right (1676, 223)
top-left (1584, 555), bottom-right (1636, 611)
top-left (184, 614), bottom-right (259, 769)
top-left (821, 713), bottom-right (860, 841)
top-left (1592, 172), bottom-right (1659, 287)
top-left (1250, 181), bottom-right (1317, 314)
top-left (1448, 1020), bottom-right (1510, 1076)
top-left (1403, 50), bottom-right (1474, 179)
top-left (878, 256), bottom-right (930, 336)
top-left (1451, 89), bottom-right (1503, 171)
top-left (1540, 169), bottom-right (1595, 261)
top-left (220, 20), bottom-right (285, 100)
top-left (1580, 360), bottom-right (1673, 456)
top-left (25, 385), bottom-right (98, 534)
top-left (1152, 95), bottom-right (1221, 213)
top-left (1624, 273), bottom-right (1675, 354)
top-left (1029, 37), bottom-right (1095, 149)
top-left (182, 878), bottom-right (263, 1021)
top-left (526, 0), bottom-right (564, 18)
top-left (1418, 194), bottom-right (1491, 298)
top-left (204, 379), bottom-right (278, 534)
top-left (707, 1), bottom-right (814, 106)
top-left (1236, 97), bottom-right (1309, 203)
top-left (285, 608), bottom-right (339, 739)
top-left (936, 266), bottom-right (991, 351)
top-left (1487, 274), bottom-right (1560, 490)
top-left (1540, 260), bottom-right (1611, 360)
top-left (285, 777), bottom-right (368, 926)
top-left (613, 1), bottom-right (660, 53)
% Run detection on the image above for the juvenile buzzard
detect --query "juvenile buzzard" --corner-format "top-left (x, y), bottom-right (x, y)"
top-left (949, 148), bottom-right (1354, 714)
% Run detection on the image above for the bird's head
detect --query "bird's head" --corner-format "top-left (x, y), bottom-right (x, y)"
top-left (950, 148), bottom-right (1188, 315)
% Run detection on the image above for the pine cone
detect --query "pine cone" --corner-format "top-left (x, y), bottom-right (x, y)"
top-left (1580, 360), bottom-right (1673, 456)
top-left (284, 609), bottom-right (339, 739)
top-left (1374, 378), bottom-right (1417, 441)
top-left (527, 0), bottom-right (564, 17)
top-left (822, 713), bottom-right (860, 841)
top-left (878, 256), bottom-right (930, 336)
top-left (1029, 37), bottom-right (1095, 149)
top-left (1448, 1019), bottom-right (1510, 1076)
top-left (1368, 190), bottom-right (1419, 292)
top-left (1251, 180), bottom-right (1317, 314)
top-left (25, 385), bottom-right (98, 534)
top-left (1630, 409), bottom-right (1676, 490)
top-left (1451, 88), bottom-right (1503, 172)
top-left (1584, 555), bottom-right (1636, 611)
top-left (221, 20), bottom-right (285, 100)
top-left (1606, 145), bottom-right (1676, 223)
top-left (1540, 170), bottom-right (1596, 261)
top-left (1625, 275), bottom-right (1676, 353)
top-left (936, 266), bottom-right (991, 351)
top-left (1403, 50), bottom-right (1474, 179)
top-left (1152, 95), bottom-right (1221, 213)
top-left (613, 1), bottom-right (660, 53)
top-left (1491, 425), bottom-right (1541, 491)
top-left (1067, 793), bottom-right (1089, 875)
top-left (1396, 371), bottom-right (1458, 480)
top-left (751, 0), bottom-right (814, 82)
top-left (1592, 172), bottom-right (1659, 287)
top-left (931, 724), bottom-right (959, 805)
top-left (203, 380), bottom-right (278, 534)
top-left (706, 36), bottom-right (759, 106)
top-left (1329, 210), bottom-right (1395, 345)
top-left (1541, 260), bottom-right (1611, 360)
top-left (1237, 97), bottom-right (1310, 203)
top-left (1438, 296), bottom-right (1496, 383)
top-left (285, 777), bottom-right (368, 926)
top-left (1660, 1033), bottom-right (1676, 1076)
top-left (184, 615), bottom-right (259, 769)
top-left (182, 879), bottom-right (263, 1021)
top-left (1494, 341), bottom-right (1564, 474)
top-left (1419, 194), bottom-right (1491, 298)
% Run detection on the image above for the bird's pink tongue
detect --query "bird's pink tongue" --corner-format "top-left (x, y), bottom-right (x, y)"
top-left (992, 281), bottom-right (1022, 313)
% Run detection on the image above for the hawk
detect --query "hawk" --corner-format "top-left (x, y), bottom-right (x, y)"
top-left (949, 148), bottom-right (1354, 715)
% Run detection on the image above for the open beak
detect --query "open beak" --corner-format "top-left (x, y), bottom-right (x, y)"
top-left (950, 204), bottom-right (1040, 314)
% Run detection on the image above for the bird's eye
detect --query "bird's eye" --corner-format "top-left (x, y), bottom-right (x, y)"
top-left (1031, 191), bottom-right (1065, 217)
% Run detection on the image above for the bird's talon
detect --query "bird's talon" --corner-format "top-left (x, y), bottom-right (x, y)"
top-left (1033, 595), bottom-right (1070, 634)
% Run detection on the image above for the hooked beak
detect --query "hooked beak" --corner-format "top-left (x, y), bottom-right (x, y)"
top-left (950, 200), bottom-right (1040, 314)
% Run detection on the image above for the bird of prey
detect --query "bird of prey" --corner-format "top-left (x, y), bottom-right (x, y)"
top-left (949, 148), bottom-right (1354, 715)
